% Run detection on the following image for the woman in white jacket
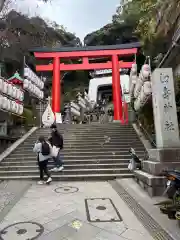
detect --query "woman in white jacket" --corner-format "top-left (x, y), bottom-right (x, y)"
top-left (33, 136), bottom-right (52, 185)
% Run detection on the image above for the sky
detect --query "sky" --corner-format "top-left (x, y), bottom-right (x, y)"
top-left (12, 0), bottom-right (120, 41)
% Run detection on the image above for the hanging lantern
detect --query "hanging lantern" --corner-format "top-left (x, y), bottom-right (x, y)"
top-left (18, 104), bottom-right (23, 115)
top-left (11, 101), bottom-right (16, 112)
top-left (24, 68), bottom-right (29, 78)
top-left (71, 107), bottom-right (80, 117)
top-left (15, 102), bottom-right (19, 114)
top-left (144, 81), bottom-right (152, 95)
top-left (41, 81), bottom-right (44, 89)
top-left (2, 97), bottom-right (8, 109)
top-left (2, 81), bottom-right (8, 94)
top-left (131, 64), bottom-right (137, 74)
top-left (141, 64), bottom-right (151, 79)
top-left (20, 91), bottom-right (24, 101)
top-left (16, 88), bottom-right (21, 100)
top-left (0, 95), bottom-right (3, 108)
top-left (7, 83), bottom-right (13, 96)
top-left (6, 99), bottom-right (11, 111)
top-left (0, 78), bottom-right (4, 91)
top-left (23, 79), bottom-right (29, 89)
top-left (40, 91), bottom-right (44, 99)
top-left (12, 86), bottom-right (17, 99)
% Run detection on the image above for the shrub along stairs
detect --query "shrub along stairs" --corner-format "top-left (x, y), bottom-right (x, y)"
top-left (0, 123), bottom-right (146, 180)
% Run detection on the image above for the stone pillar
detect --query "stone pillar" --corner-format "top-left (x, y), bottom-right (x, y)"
top-left (143, 68), bottom-right (180, 175)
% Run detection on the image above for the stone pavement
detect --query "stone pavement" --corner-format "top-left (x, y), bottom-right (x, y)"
top-left (0, 181), bottom-right (155, 240)
top-left (0, 181), bottom-right (30, 223)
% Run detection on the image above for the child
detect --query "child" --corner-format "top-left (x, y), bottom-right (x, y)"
top-left (33, 136), bottom-right (52, 184)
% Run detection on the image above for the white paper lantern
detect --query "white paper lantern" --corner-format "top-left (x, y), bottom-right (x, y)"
top-left (142, 64), bottom-right (151, 72)
top-left (24, 68), bottom-right (29, 78)
top-left (71, 107), bottom-right (80, 117)
top-left (23, 79), bottom-right (29, 89)
top-left (15, 102), bottom-right (19, 114)
top-left (12, 86), bottom-right (17, 99)
top-left (11, 101), bottom-right (16, 112)
top-left (35, 86), bottom-right (38, 96)
top-left (0, 78), bottom-right (4, 91)
top-left (131, 64), bottom-right (137, 74)
top-left (28, 82), bottom-right (33, 92)
top-left (131, 75), bottom-right (137, 84)
top-left (140, 86), bottom-right (144, 101)
top-left (7, 84), bottom-right (13, 96)
top-left (6, 99), bottom-right (11, 111)
top-left (16, 88), bottom-right (21, 100)
top-left (142, 64), bottom-right (151, 79)
top-left (40, 91), bottom-right (44, 99)
top-left (18, 104), bottom-right (23, 115)
top-left (2, 97), bottom-right (8, 109)
top-left (134, 79), bottom-right (143, 99)
top-left (2, 81), bottom-right (8, 94)
top-left (0, 95), bottom-right (4, 108)
top-left (144, 81), bottom-right (152, 95)
top-left (20, 91), bottom-right (24, 101)
top-left (41, 81), bottom-right (44, 89)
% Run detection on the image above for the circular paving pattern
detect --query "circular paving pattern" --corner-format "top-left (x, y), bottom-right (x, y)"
top-left (96, 205), bottom-right (106, 211)
top-left (54, 186), bottom-right (79, 194)
top-left (0, 221), bottom-right (44, 240)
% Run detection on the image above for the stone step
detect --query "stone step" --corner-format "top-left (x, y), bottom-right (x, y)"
top-left (36, 131), bottom-right (138, 134)
top-left (13, 147), bottom-right (145, 153)
top-left (22, 139), bottom-right (143, 145)
top-left (0, 173), bottom-right (134, 181)
top-left (18, 142), bottom-right (144, 148)
top-left (28, 136), bottom-right (140, 142)
top-left (0, 163), bottom-right (128, 170)
top-left (1, 159), bottom-right (130, 165)
top-left (5, 154), bottom-right (144, 160)
top-left (9, 150), bottom-right (145, 156)
top-left (0, 168), bottom-right (130, 176)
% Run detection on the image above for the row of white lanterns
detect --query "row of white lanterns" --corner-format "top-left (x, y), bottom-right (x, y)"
top-left (0, 77), bottom-right (24, 102)
top-left (0, 95), bottom-right (23, 115)
top-left (129, 64), bottom-right (152, 111)
top-left (24, 67), bottom-right (44, 90)
top-left (23, 79), bottom-right (44, 99)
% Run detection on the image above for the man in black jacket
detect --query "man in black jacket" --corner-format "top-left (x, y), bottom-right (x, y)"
top-left (49, 124), bottom-right (64, 172)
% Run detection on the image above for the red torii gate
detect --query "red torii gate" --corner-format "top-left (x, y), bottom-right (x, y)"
top-left (31, 43), bottom-right (140, 122)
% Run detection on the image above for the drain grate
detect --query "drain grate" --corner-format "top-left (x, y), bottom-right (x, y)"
top-left (110, 180), bottom-right (175, 240)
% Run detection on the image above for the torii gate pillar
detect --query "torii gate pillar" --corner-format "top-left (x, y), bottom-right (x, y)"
top-left (52, 57), bottom-right (60, 113)
top-left (112, 54), bottom-right (122, 121)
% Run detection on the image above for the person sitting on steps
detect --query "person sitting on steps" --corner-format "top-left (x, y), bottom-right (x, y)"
top-left (48, 124), bottom-right (64, 172)
top-left (33, 136), bottom-right (52, 185)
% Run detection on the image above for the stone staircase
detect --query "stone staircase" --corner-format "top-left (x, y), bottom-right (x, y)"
top-left (0, 123), bottom-right (146, 180)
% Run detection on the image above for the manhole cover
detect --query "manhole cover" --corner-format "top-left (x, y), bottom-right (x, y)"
top-left (96, 205), bottom-right (106, 210)
top-left (0, 221), bottom-right (44, 240)
top-left (54, 186), bottom-right (79, 194)
top-left (85, 198), bottom-right (122, 222)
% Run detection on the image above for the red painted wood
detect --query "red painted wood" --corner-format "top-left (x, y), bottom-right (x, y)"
top-left (36, 61), bottom-right (134, 72)
top-left (34, 48), bottom-right (137, 58)
top-left (112, 54), bottom-right (122, 121)
top-left (52, 57), bottom-right (60, 113)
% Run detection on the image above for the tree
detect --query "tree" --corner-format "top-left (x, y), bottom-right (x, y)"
top-left (0, 0), bottom-right (52, 13)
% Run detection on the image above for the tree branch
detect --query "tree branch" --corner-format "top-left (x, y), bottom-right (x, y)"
top-left (0, 0), bottom-right (6, 13)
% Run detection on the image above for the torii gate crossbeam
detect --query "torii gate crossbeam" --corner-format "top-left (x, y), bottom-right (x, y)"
top-left (31, 43), bottom-right (140, 122)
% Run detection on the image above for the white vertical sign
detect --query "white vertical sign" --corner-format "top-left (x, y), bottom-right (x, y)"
top-left (42, 104), bottom-right (55, 127)
top-left (152, 68), bottom-right (180, 148)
